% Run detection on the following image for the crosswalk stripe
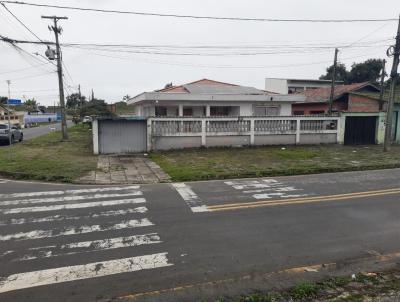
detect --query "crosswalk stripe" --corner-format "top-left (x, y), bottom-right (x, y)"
top-left (0, 218), bottom-right (154, 241)
top-left (0, 198), bottom-right (146, 214)
top-left (0, 186), bottom-right (140, 199)
top-left (0, 207), bottom-right (148, 226)
top-left (172, 183), bottom-right (209, 213)
top-left (8, 233), bottom-right (162, 261)
top-left (0, 252), bottom-right (173, 293)
top-left (0, 192), bottom-right (143, 206)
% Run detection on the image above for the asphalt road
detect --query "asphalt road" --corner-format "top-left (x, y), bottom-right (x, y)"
top-left (0, 121), bottom-right (73, 146)
top-left (22, 120), bottom-right (73, 141)
top-left (1, 169), bottom-right (400, 301)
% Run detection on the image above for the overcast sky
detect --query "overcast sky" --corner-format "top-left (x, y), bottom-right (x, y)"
top-left (0, 0), bottom-right (399, 105)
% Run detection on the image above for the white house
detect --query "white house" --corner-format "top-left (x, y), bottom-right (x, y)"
top-left (128, 79), bottom-right (304, 117)
top-left (265, 78), bottom-right (344, 94)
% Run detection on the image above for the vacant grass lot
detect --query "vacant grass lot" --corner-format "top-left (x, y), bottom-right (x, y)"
top-left (150, 145), bottom-right (400, 182)
top-left (0, 124), bottom-right (97, 182)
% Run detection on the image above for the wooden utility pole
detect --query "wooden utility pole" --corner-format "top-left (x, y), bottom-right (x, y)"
top-left (42, 15), bottom-right (68, 140)
top-left (328, 48), bottom-right (339, 115)
top-left (383, 16), bottom-right (400, 152)
top-left (379, 59), bottom-right (386, 111)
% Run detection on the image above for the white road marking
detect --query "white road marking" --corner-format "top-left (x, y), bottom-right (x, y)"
top-left (225, 179), bottom-right (280, 190)
top-left (0, 180), bottom-right (8, 184)
top-left (0, 192), bottom-right (143, 206)
top-left (0, 251), bottom-right (13, 257)
top-left (253, 193), bottom-right (307, 199)
top-left (172, 183), bottom-right (209, 213)
top-left (13, 233), bottom-right (162, 261)
top-left (0, 218), bottom-right (154, 241)
top-left (225, 179), bottom-right (308, 200)
top-left (0, 252), bottom-right (172, 293)
top-left (0, 186), bottom-right (140, 199)
top-left (0, 207), bottom-right (148, 225)
top-left (1, 198), bottom-right (146, 214)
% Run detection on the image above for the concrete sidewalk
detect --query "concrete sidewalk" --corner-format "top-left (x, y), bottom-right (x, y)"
top-left (78, 155), bottom-right (170, 184)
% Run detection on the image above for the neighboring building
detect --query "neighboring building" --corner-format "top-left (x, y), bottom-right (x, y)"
top-left (292, 82), bottom-right (381, 115)
top-left (128, 79), bottom-right (304, 117)
top-left (0, 105), bottom-right (24, 126)
top-left (265, 78), bottom-right (344, 94)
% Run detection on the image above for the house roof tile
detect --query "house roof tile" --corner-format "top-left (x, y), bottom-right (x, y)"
top-left (301, 82), bottom-right (380, 103)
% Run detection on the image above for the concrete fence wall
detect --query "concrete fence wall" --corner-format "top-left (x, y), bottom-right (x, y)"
top-left (147, 116), bottom-right (340, 151)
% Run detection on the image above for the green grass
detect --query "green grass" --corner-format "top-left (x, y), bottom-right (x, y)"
top-left (0, 124), bottom-right (97, 182)
top-left (291, 282), bottom-right (319, 300)
top-left (150, 145), bottom-right (400, 182)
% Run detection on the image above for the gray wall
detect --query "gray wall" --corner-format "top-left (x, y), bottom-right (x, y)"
top-left (153, 136), bottom-right (202, 151)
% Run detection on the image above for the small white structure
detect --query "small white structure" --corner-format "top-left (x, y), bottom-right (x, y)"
top-left (128, 79), bottom-right (304, 117)
top-left (265, 78), bottom-right (344, 94)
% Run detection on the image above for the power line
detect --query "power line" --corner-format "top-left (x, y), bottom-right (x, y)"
top-left (0, 35), bottom-right (392, 49)
top-left (0, 1), bottom-right (397, 23)
top-left (74, 46), bottom-right (387, 69)
top-left (2, 70), bottom-right (56, 81)
top-left (0, 62), bottom-right (50, 75)
top-left (0, 2), bottom-right (43, 42)
top-left (1, 35), bottom-right (392, 56)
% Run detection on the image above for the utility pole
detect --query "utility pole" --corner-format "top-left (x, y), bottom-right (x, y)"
top-left (383, 16), bottom-right (400, 152)
top-left (379, 59), bottom-right (386, 111)
top-left (42, 15), bottom-right (68, 140)
top-left (5, 80), bottom-right (11, 145)
top-left (328, 48), bottom-right (339, 115)
top-left (78, 84), bottom-right (83, 107)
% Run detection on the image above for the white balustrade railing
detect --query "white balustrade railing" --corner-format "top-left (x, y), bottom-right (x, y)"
top-left (147, 116), bottom-right (340, 150)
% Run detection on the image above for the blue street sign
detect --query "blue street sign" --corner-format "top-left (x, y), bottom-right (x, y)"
top-left (7, 99), bottom-right (22, 106)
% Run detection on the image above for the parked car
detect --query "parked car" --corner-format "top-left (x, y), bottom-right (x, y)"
top-left (0, 124), bottom-right (23, 145)
top-left (82, 116), bottom-right (93, 124)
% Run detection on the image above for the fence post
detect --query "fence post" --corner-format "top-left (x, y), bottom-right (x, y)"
top-left (336, 117), bottom-right (341, 143)
top-left (296, 118), bottom-right (301, 144)
top-left (146, 118), bottom-right (152, 152)
top-left (92, 119), bottom-right (99, 155)
top-left (250, 119), bottom-right (255, 145)
top-left (201, 119), bottom-right (206, 147)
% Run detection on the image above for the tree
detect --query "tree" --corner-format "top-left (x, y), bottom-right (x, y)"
top-left (348, 59), bottom-right (385, 84)
top-left (319, 58), bottom-right (386, 84)
top-left (319, 63), bottom-right (349, 83)
top-left (122, 95), bottom-right (131, 102)
top-left (24, 98), bottom-right (37, 110)
top-left (79, 98), bottom-right (112, 117)
top-left (66, 93), bottom-right (86, 109)
top-left (0, 96), bottom-right (7, 105)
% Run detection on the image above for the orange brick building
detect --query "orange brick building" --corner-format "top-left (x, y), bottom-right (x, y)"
top-left (292, 82), bottom-right (382, 115)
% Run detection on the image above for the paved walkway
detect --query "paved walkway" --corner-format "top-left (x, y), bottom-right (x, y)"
top-left (78, 155), bottom-right (170, 184)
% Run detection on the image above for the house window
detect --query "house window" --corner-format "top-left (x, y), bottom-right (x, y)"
top-left (254, 106), bottom-right (280, 116)
top-left (155, 106), bottom-right (167, 116)
top-left (210, 106), bottom-right (230, 116)
top-left (183, 108), bottom-right (193, 116)
top-left (293, 111), bottom-right (304, 115)
top-left (288, 87), bottom-right (305, 94)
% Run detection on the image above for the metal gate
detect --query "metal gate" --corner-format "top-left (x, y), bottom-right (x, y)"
top-left (392, 111), bottom-right (398, 142)
top-left (344, 116), bottom-right (377, 145)
top-left (98, 120), bottom-right (147, 154)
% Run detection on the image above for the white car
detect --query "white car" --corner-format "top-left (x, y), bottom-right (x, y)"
top-left (0, 124), bottom-right (23, 145)
top-left (82, 116), bottom-right (93, 123)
